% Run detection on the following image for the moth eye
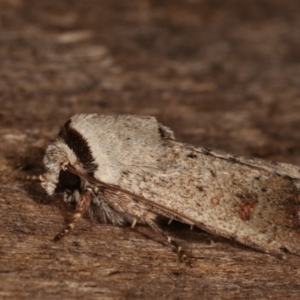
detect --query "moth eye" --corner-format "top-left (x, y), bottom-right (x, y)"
top-left (57, 170), bottom-right (81, 191)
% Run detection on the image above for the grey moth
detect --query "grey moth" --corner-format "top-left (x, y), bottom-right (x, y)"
top-left (40, 114), bottom-right (300, 260)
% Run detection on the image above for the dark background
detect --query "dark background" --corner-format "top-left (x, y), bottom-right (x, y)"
top-left (1, 0), bottom-right (300, 298)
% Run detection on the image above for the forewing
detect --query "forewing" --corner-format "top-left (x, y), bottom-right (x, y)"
top-left (118, 141), bottom-right (300, 257)
top-left (200, 147), bottom-right (300, 181)
top-left (66, 115), bottom-right (300, 256)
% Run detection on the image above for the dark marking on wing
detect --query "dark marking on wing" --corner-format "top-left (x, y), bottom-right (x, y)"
top-left (210, 170), bottom-right (216, 177)
top-left (196, 185), bottom-right (204, 192)
top-left (187, 153), bottom-right (197, 159)
top-left (282, 195), bottom-right (300, 228)
top-left (201, 147), bottom-right (212, 155)
top-left (228, 155), bottom-right (238, 162)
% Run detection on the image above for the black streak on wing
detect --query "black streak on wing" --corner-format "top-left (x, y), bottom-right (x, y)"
top-left (59, 119), bottom-right (98, 175)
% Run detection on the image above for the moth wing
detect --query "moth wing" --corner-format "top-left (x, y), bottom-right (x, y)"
top-left (201, 147), bottom-right (300, 181)
top-left (68, 114), bottom-right (300, 256)
top-left (118, 141), bottom-right (300, 257)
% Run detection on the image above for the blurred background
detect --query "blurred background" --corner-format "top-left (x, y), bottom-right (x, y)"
top-left (1, 0), bottom-right (300, 162)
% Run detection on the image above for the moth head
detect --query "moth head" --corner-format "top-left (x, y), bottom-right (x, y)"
top-left (40, 140), bottom-right (82, 196)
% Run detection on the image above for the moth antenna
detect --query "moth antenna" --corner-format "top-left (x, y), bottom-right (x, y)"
top-left (19, 174), bottom-right (42, 181)
top-left (54, 190), bottom-right (91, 242)
top-left (168, 218), bottom-right (173, 225)
top-left (131, 218), bottom-right (138, 229)
top-left (190, 225), bottom-right (194, 230)
top-left (147, 219), bottom-right (191, 266)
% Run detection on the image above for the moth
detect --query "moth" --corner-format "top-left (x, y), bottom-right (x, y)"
top-left (39, 114), bottom-right (300, 260)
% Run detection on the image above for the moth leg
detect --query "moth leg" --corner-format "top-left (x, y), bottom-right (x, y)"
top-left (54, 190), bottom-right (91, 242)
top-left (146, 218), bottom-right (191, 266)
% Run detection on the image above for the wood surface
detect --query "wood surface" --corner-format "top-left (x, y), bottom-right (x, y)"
top-left (1, 0), bottom-right (300, 299)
